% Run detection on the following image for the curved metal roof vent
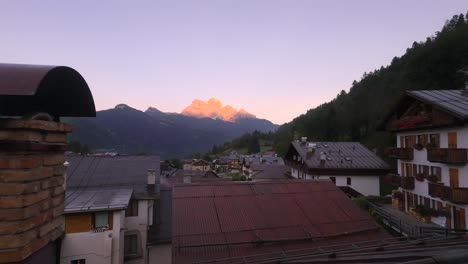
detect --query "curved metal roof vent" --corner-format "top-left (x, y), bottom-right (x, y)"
top-left (0, 63), bottom-right (96, 118)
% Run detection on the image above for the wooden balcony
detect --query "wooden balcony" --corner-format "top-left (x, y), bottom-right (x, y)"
top-left (428, 182), bottom-right (468, 204)
top-left (385, 147), bottom-right (413, 160)
top-left (428, 182), bottom-right (450, 199)
top-left (450, 188), bottom-right (468, 204)
top-left (388, 174), bottom-right (401, 186)
top-left (427, 148), bottom-right (468, 164)
top-left (400, 177), bottom-right (414, 190)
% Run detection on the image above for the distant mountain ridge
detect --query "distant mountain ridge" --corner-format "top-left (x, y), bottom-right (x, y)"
top-left (181, 98), bottom-right (256, 121)
top-left (66, 102), bottom-right (278, 158)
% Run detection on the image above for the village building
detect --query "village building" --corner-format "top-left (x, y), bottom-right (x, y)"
top-left (284, 139), bottom-right (390, 196)
top-left (243, 163), bottom-right (290, 181)
top-left (182, 159), bottom-right (211, 171)
top-left (213, 157), bottom-right (229, 172)
top-left (61, 155), bottom-right (160, 264)
top-left (383, 90), bottom-right (468, 229)
top-left (171, 181), bottom-right (390, 264)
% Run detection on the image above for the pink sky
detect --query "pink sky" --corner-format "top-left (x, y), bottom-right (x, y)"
top-left (0, 1), bottom-right (467, 124)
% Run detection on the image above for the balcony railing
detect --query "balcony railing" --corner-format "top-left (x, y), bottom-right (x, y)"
top-left (385, 147), bottom-right (413, 160)
top-left (428, 182), bottom-right (468, 204)
top-left (401, 177), bottom-right (415, 190)
top-left (427, 148), bottom-right (468, 164)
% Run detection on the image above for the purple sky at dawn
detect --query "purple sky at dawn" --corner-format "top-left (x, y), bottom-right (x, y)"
top-left (1, 0), bottom-right (467, 124)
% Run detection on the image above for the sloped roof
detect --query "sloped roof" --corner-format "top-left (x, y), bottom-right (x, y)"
top-left (192, 159), bottom-right (211, 166)
top-left (66, 155), bottom-right (160, 199)
top-left (243, 155), bottom-right (285, 166)
top-left (290, 141), bottom-right (389, 171)
top-left (172, 181), bottom-right (390, 264)
top-left (250, 164), bottom-right (290, 180)
top-left (162, 170), bottom-right (230, 188)
top-left (407, 90), bottom-right (468, 120)
top-left (64, 187), bottom-right (132, 213)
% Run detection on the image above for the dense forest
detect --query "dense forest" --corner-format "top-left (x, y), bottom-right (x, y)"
top-left (207, 12), bottom-right (468, 161)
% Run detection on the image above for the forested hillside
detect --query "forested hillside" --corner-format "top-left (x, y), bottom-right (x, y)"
top-left (207, 13), bottom-right (468, 160)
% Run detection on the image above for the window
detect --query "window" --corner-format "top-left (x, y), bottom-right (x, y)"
top-left (93, 212), bottom-right (108, 228)
top-left (126, 199), bottom-right (139, 217)
top-left (346, 177), bottom-right (351, 185)
top-left (71, 259), bottom-right (86, 264)
top-left (124, 233), bottom-right (141, 258)
top-left (430, 166), bottom-right (442, 181)
top-left (429, 134), bottom-right (440, 148)
top-left (330, 177), bottom-right (336, 184)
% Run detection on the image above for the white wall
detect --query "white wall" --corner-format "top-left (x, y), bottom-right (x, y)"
top-left (61, 210), bottom-right (125, 264)
top-left (397, 126), bottom-right (468, 228)
top-left (148, 243), bottom-right (171, 264)
top-left (290, 168), bottom-right (380, 196)
top-left (125, 200), bottom-right (153, 264)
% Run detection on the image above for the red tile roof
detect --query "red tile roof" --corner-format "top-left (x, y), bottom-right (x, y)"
top-left (172, 180), bottom-right (390, 264)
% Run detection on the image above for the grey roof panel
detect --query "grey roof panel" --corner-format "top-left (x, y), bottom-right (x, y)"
top-left (292, 141), bottom-right (389, 171)
top-left (64, 188), bottom-right (133, 213)
top-left (407, 90), bottom-right (468, 119)
top-left (66, 155), bottom-right (160, 199)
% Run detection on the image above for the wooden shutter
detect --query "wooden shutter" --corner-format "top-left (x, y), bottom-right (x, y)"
top-left (450, 168), bottom-right (459, 188)
top-left (448, 132), bottom-right (457, 149)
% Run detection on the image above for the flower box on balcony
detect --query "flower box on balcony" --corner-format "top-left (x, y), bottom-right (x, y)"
top-left (390, 115), bottom-right (430, 130)
top-left (413, 143), bottom-right (424, 151)
top-left (427, 174), bottom-right (439, 183)
top-left (415, 173), bottom-right (425, 182)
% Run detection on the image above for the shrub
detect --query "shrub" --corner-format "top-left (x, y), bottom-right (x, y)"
top-left (240, 175), bottom-right (247, 181)
top-left (353, 196), bottom-right (369, 210)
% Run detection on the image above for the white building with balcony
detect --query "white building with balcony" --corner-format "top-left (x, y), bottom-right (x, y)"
top-left (383, 90), bottom-right (468, 229)
top-left (61, 156), bottom-right (160, 264)
top-left (284, 140), bottom-right (389, 196)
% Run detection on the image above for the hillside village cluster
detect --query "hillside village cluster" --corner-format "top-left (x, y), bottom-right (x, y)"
top-left (3, 64), bottom-right (468, 264)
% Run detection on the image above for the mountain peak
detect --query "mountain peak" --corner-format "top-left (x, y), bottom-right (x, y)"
top-left (115, 104), bottom-right (131, 109)
top-left (181, 98), bottom-right (255, 122)
top-left (146, 106), bottom-right (162, 113)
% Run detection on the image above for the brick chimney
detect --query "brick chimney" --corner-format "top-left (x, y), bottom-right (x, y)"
top-left (0, 119), bottom-right (72, 263)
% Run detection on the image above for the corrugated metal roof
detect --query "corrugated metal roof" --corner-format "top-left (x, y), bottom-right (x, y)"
top-left (172, 181), bottom-right (390, 264)
top-left (407, 90), bottom-right (468, 120)
top-left (196, 235), bottom-right (468, 264)
top-left (0, 63), bottom-right (95, 117)
top-left (66, 155), bottom-right (160, 199)
top-left (64, 187), bottom-right (132, 213)
top-left (291, 141), bottom-right (389, 171)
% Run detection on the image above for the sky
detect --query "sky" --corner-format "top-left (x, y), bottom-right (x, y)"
top-left (1, 1), bottom-right (467, 124)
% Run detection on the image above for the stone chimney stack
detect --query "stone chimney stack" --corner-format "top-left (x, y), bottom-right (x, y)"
top-left (147, 169), bottom-right (156, 185)
top-left (0, 119), bottom-right (72, 263)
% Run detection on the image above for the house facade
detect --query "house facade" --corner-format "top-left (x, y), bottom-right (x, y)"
top-left (285, 139), bottom-right (389, 196)
top-left (384, 90), bottom-right (468, 229)
top-left (182, 159), bottom-right (211, 171)
top-left (61, 156), bottom-right (160, 264)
